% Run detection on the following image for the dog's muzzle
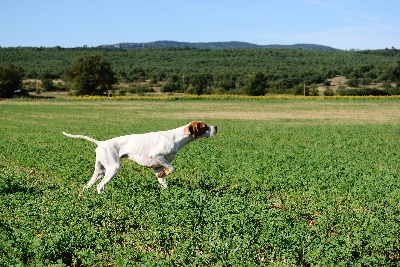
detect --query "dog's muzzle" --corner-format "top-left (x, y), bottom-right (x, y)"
top-left (208, 126), bottom-right (217, 137)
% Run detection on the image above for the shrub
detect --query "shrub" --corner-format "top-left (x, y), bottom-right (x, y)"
top-left (292, 84), bottom-right (309, 96)
top-left (0, 64), bottom-right (25, 98)
top-left (65, 55), bottom-right (117, 96)
top-left (309, 84), bottom-right (319, 96)
top-left (128, 84), bottom-right (154, 95)
top-left (243, 71), bottom-right (267, 96)
top-left (190, 74), bottom-right (212, 95)
top-left (323, 88), bottom-right (335, 96)
top-left (41, 78), bottom-right (55, 91)
top-left (161, 80), bottom-right (183, 93)
top-left (339, 88), bottom-right (391, 96)
top-left (347, 78), bottom-right (360, 88)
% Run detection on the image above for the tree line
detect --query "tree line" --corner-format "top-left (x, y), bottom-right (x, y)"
top-left (1, 46), bottom-right (400, 98)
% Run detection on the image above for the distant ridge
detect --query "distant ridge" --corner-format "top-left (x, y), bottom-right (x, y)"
top-left (100, 40), bottom-right (340, 51)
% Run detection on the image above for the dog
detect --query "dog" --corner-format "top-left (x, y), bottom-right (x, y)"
top-left (62, 121), bottom-right (217, 193)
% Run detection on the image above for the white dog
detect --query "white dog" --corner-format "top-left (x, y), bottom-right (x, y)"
top-left (62, 121), bottom-right (217, 193)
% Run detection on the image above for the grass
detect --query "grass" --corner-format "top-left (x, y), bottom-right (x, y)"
top-left (1, 97), bottom-right (400, 266)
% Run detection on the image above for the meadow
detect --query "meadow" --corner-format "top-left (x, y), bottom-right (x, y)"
top-left (1, 97), bottom-right (400, 266)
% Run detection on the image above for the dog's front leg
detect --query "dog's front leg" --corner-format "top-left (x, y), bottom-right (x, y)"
top-left (153, 167), bottom-right (168, 188)
top-left (152, 156), bottom-right (175, 188)
top-left (153, 156), bottom-right (175, 177)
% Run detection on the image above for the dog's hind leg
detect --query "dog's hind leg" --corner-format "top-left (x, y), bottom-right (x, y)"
top-left (92, 146), bottom-right (120, 194)
top-left (96, 165), bottom-right (119, 194)
top-left (83, 160), bottom-right (105, 191)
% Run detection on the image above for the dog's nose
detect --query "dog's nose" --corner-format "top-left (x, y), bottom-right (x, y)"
top-left (214, 126), bottom-right (217, 133)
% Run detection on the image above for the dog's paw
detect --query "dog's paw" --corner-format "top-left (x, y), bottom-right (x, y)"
top-left (157, 177), bottom-right (168, 188)
top-left (97, 184), bottom-right (105, 194)
top-left (157, 168), bottom-right (174, 178)
top-left (157, 170), bottom-right (166, 178)
top-left (164, 169), bottom-right (173, 176)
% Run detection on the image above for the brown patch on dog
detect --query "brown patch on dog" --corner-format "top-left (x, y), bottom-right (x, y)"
top-left (157, 170), bottom-right (166, 178)
top-left (157, 168), bottom-right (173, 178)
top-left (186, 121), bottom-right (208, 139)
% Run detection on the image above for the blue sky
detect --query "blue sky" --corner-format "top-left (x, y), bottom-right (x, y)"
top-left (1, 0), bottom-right (399, 50)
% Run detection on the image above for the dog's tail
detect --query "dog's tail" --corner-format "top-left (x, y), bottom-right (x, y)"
top-left (61, 131), bottom-right (100, 145)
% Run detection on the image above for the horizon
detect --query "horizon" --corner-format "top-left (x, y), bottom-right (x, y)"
top-left (0, 40), bottom-right (339, 49)
top-left (2, 40), bottom-right (395, 51)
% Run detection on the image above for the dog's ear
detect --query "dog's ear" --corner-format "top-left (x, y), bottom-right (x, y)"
top-left (187, 121), bottom-right (207, 139)
top-left (187, 121), bottom-right (198, 138)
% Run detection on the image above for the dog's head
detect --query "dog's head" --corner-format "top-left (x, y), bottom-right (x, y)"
top-left (185, 121), bottom-right (217, 139)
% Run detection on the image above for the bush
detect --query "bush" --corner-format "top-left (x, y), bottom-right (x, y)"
top-left (292, 84), bottom-right (308, 96)
top-left (161, 80), bottom-right (183, 93)
top-left (323, 79), bottom-right (331, 87)
top-left (347, 78), bottom-right (360, 88)
top-left (309, 84), bottom-right (319, 96)
top-left (190, 74), bottom-right (212, 95)
top-left (0, 64), bottom-right (25, 98)
top-left (388, 59), bottom-right (400, 86)
top-left (388, 86), bottom-right (400, 95)
top-left (339, 88), bottom-right (391, 96)
top-left (323, 88), bottom-right (335, 96)
top-left (243, 71), bottom-right (267, 96)
top-left (65, 55), bottom-right (117, 96)
top-left (41, 78), bottom-right (55, 91)
top-left (128, 84), bottom-right (154, 95)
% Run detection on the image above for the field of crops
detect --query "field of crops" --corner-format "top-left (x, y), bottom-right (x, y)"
top-left (1, 98), bottom-right (400, 266)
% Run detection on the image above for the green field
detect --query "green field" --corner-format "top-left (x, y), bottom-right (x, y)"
top-left (1, 98), bottom-right (400, 266)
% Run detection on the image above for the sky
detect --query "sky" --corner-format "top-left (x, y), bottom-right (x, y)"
top-left (1, 0), bottom-right (399, 50)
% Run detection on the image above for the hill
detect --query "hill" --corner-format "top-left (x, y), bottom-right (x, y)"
top-left (100, 40), bottom-right (340, 51)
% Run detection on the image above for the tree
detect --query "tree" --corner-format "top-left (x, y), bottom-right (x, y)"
top-left (388, 60), bottom-right (400, 86)
top-left (243, 71), bottom-right (267, 96)
top-left (190, 74), bottom-right (212, 95)
top-left (160, 75), bottom-right (183, 93)
top-left (347, 78), bottom-right (359, 88)
top-left (214, 72), bottom-right (236, 91)
top-left (65, 54), bottom-right (117, 95)
top-left (0, 64), bottom-right (25, 98)
top-left (309, 84), bottom-right (319, 96)
top-left (41, 78), bottom-right (55, 91)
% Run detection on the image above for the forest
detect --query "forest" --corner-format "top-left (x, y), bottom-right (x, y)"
top-left (0, 46), bottom-right (400, 95)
